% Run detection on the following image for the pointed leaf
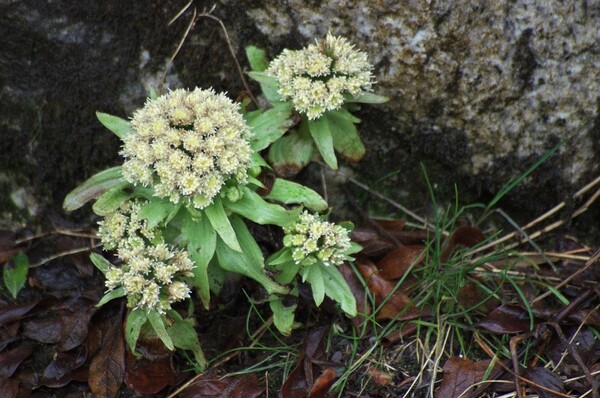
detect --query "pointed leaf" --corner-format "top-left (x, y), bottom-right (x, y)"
top-left (216, 239), bottom-right (288, 295)
top-left (304, 265), bottom-right (325, 307)
top-left (246, 45), bottom-right (269, 72)
top-left (90, 253), bottom-right (112, 274)
top-left (308, 117), bottom-right (337, 169)
top-left (264, 178), bottom-right (328, 212)
top-left (168, 318), bottom-right (207, 369)
top-left (230, 216), bottom-right (266, 271)
top-left (183, 217), bottom-right (216, 309)
top-left (147, 310), bottom-right (174, 351)
top-left (125, 308), bottom-right (147, 354)
top-left (348, 92), bottom-right (389, 104)
top-left (97, 287), bottom-right (125, 307)
top-left (3, 251), bottom-right (29, 299)
top-left (270, 296), bottom-right (297, 336)
top-left (268, 126), bottom-right (315, 177)
top-left (247, 103), bottom-right (294, 151)
top-left (328, 110), bottom-right (366, 162)
top-left (204, 197), bottom-right (242, 252)
top-left (63, 166), bottom-right (124, 212)
top-left (92, 183), bottom-right (131, 216)
top-left (96, 112), bottom-right (132, 138)
top-left (247, 71), bottom-right (282, 103)
top-left (321, 264), bottom-right (357, 316)
top-left (224, 187), bottom-right (301, 227)
top-left (267, 248), bottom-right (293, 267)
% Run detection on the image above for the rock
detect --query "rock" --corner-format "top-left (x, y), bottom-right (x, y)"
top-left (244, 0), bottom-right (600, 219)
top-left (1, 0), bottom-right (599, 231)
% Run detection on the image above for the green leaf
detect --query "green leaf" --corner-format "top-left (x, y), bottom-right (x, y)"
top-left (304, 265), bottom-right (325, 306)
top-left (270, 296), bottom-right (297, 336)
top-left (215, 238), bottom-right (288, 295)
top-left (224, 187), bottom-right (301, 227)
top-left (92, 183), bottom-right (131, 216)
top-left (348, 92), bottom-right (390, 104)
top-left (168, 318), bottom-right (207, 369)
top-left (308, 117), bottom-right (338, 169)
top-left (96, 112), bottom-right (132, 138)
top-left (265, 178), bottom-right (328, 212)
top-left (3, 251), bottom-right (29, 299)
top-left (125, 308), bottom-right (148, 354)
top-left (321, 265), bottom-right (357, 316)
top-left (247, 103), bottom-right (294, 151)
top-left (90, 253), bottom-right (112, 274)
top-left (268, 126), bottom-right (314, 177)
top-left (328, 110), bottom-right (366, 162)
top-left (229, 216), bottom-right (265, 271)
top-left (247, 71), bottom-right (282, 103)
top-left (204, 197), bottom-right (242, 252)
top-left (273, 260), bottom-right (301, 285)
top-left (63, 166), bottom-right (124, 212)
top-left (246, 45), bottom-right (269, 72)
top-left (97, 287), bottom-right (125, 307)
top-left (147, 309), bottom-right (174, 350)
top-left (138, 199), bottom-right (177, 229)
top-left (183, 216), bottom-right (216, 309)
top-left (267, 248), bottom-right (293, 267)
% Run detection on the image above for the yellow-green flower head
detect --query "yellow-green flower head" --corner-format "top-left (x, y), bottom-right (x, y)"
top-left (267, 33), bottom-right (374, 119)
top-left (283, 211), bottom-right (351, 266)
top-left (121, 88), bottom-right (253, 209)
top-left (98, 199), bottom-right (194, 313)
top-left (97, 199), bottom-right (155, 253)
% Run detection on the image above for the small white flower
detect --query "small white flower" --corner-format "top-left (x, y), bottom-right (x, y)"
top-left (122, 88), bottom-right (253, 209)
top-left (267, 33), bottom-right (374, 119)
top-left (283, 211), bottom-right (352, 266)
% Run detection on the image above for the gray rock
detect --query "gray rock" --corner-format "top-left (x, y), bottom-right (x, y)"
top-left (1, 0), bottom-right (599, 231)
top-left (245, 0), bottom-right (600, 216)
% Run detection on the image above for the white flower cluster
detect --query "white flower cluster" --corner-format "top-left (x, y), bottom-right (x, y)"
top-left (98, 200), bottom-right (194, 312)
top-left (121, 88), bottom-right (253, 209)
top-left (283, 211), bottom-right (351, 266)
top-left (267, 33), bottom-right (374, 119)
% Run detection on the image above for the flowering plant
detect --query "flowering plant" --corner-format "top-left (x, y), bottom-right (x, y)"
top-left (64, 87), bottom-right (330, 365)
top-left (266, 211), bottom-right (362, 335)
top-left (247, 33), bottom-right (388, 174)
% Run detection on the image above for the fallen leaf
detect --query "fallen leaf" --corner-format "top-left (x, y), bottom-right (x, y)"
top-left (40, 347), bottom-right (88, 388)
top-left (548, 326), bottom-right (600, 378)
top-left (473, 305), bottom-right (533, 334)
top-left (180, 373), bottom-right (263, 398)
top-left (366, 367), bottom-right (394, 387)
top-left (356, 257), bottom-right (421, 321)
top-left (88, 307), bottom-right (125, 398)
top-left (440, 226), bottom-right (485, 263)
top-left (282, 327), bottom-right (329, 398)
top-left (351, 220), bottom-right (427, 257)
top-left (0, 378), bottom-right (19, 398)
top-left (436, 357), bottom-right (497, 398)
top-left (22, 316), bottom-right (64, 344)
top-left (377, 245), bottom-right (425, 280)
top-left (0, 343), bottom-right (34, 378)
top-left (522, 367), bottom-right (564, 398)
top-left (58, 306), bottom-right (97, 351)
top-left (124, 349), bottom-right (176, 394)
top-left (0, 301), bottom-right (38, 326)
top-left (307, 368), bottom-right (337, 398)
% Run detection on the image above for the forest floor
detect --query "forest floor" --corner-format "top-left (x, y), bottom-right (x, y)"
top-left (2, 171), bottom-right (600, 398)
